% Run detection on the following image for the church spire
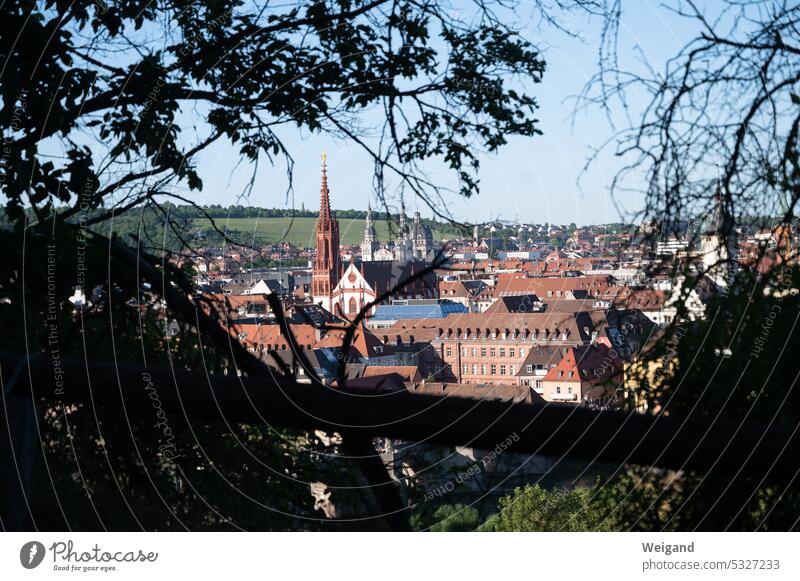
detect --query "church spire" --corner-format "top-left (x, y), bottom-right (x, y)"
top-left (312, 152), bottom-right (341, 312)
top-left (319, 152), bottom-right (331, 221)
top-left (700, 181), bottom-right (736, 288)
top-left (399, 198), bottom-right (407, 237)
top-left (361, 199), bottom-right (378, 262)
top-left (364, 200), bottom-right (376, 241)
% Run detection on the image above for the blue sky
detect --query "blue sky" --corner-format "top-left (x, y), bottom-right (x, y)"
top-left (189, 1), bottom-right (700, 226)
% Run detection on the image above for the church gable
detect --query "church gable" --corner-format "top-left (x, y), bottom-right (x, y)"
top-left (334, 263), bottom-right (375, 295)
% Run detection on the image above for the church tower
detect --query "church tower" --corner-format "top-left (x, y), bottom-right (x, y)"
top-left (312, 153), bottom-right (341, 312)
top-left (394, 199), bottom-right (412, 262)
top-left (701, 185), bottom-right (736, 289)
top-left (361, 201), bottom-right (379, 262)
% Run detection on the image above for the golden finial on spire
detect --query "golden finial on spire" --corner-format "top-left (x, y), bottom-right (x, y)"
top-left (322, 151), bottom-right (327, 167)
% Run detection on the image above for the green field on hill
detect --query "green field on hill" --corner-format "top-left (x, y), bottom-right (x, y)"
top-left (193, 216), bottom-right (451, 247)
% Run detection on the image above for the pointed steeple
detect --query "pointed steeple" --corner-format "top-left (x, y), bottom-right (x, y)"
top-left (319, 152), bottom-right (331, 222)
top-left (362, 199), bottom-right (378, 262)
top-left (364, 201), bottom-right (376, 241)
top-left (312, 152), bottom-right (341, 312)
top-left (701, 181), bottom-right (737, 288)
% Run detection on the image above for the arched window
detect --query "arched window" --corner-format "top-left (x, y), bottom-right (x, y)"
top-left (348, 297), bottom-right (357, 314)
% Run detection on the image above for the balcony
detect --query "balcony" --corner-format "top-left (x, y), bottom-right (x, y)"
top-left (550, 392), bottom-right (577, 401)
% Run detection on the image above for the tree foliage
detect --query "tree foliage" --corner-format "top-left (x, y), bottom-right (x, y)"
top-left (492, 483), bottom-right (617, 532)
top-left (411, 503), bottom-right (483, 532)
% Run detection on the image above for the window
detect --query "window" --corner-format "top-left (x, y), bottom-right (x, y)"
top-left (568, 386), bottom-right (573, 394)
top-left (490, 348), bottom-right (496, 357)
top-left (519, 348), bottom-right (525, 357)
top-left (463, 364), bottom-right (469, 374)
top-left (472, 364), bottom-right (477, 374)
top-left (471, 348), bottom-right (477, 357)
top-left (509, 348), bottom-right (515, 357)
top-left (462, 348), bottom-right (467, 357)
top-left (500, 364), bottom-right (506, 375)
top-left (499, 348), bottom-right (506, 357)
top-left (525, 364), bottom-right (533, 373)
top-left (510, 365), bottom-right (516, 375)
top-left (480, 347), bottom-right (487, 357)
top-left (556, 386), bottom-right (561, 394)
top-left (568, 371), bottom-right (574, 378)
top-left (446, 347), bottom-right (452, 357)
top-left (558, 370), bottom-right (564, 378)
top-left (490, 364), bottom-right (497, 375)
top-left (535, 380), bottom-right (543, 389)
top-left (348, 297), bottom-right (357, 313)
top-left (481, 364), bottom-right (487, 374)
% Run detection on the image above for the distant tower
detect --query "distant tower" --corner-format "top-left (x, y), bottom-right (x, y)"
top-left (311, 153), bottom-right (342, 312)
top-left (701, 185), bottom-right (736, 288)
top-left (361, 201), bottom-right (379, 262)
top-left (473, 224), bottom-right (480, 246)
top-left (399, 199), bottom-right (408, 238)
top-left (411, 211), bottom-right (433, 260)
top-left (394, 199), bottom-right (412, 262)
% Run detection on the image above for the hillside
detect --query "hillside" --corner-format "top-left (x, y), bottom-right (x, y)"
top-left (192, 216), bottom-right (452, 248)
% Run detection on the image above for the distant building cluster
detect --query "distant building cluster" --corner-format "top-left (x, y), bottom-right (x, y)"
top-left (142, 155), bottom-right (795, 412)
top-left (361, 200), bottom-right (434, 262)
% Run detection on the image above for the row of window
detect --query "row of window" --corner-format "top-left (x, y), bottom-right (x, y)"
top-left (461, 363), bottom-right (517, 376)
top-left (518, 380), bottom-right (574, 396)
top-left (460, 363), bottom-right (559, 375)
top-left (447, 347), bottom-right (527, 358)
top-left (521, 379), bottom-right (545, 389)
